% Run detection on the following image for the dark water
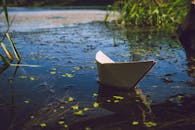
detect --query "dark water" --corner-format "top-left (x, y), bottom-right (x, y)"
top-left (1, 12), bottom-right (195, 129)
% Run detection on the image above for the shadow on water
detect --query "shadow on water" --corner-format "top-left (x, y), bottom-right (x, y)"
top-left (70, 85), bottom-right (195, 130)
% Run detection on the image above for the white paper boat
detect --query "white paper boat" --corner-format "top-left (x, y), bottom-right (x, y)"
top-left (96, 51), bottom-right (156, 90)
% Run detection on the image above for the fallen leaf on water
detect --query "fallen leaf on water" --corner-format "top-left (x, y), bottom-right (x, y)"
top-left (50, 71), bottom-right (56, 75)
top-left (40, 123), bottom-right (47, 128)
top-left (58, 121), bottom-right (64, 125)
top-left (93, 93), bottom-right (98, 97)
top-left (113, 95), bottom-right (124, 100)
top-left (73, 110), bottom-right (84, 116)
top-left (24, 100), bottom-right (30, 104)
top-left (68, 97), bottom-right (74, 102)
top-left (132, 121), bottom-right (139, 125)
top-left (30, 115), bottom-right (34, 119)
top-left (60, 105), bottom-right (65, 109)
top-left (64, 124), bottom-right (68, 128)
top-left (144, 121), bottom-right (157, 127)
top-left (71, 105), bottom-right (79, 110)
top-left (29, 77), bottom-right (35, 81)
top-left (177, 95), bottom-right (184, 101)
top-left (83, 107), bottom-right (89, 111)
top-left (18, 75), bottom-right (27, 79)
top-left (62, 73), bottom-right (74, 78)
top-left (114, 100), bottom-right (120, 103)
top-left (107, 100), bottom-right (111, 103)
top-left (93, 102), bottom-right (99, 108)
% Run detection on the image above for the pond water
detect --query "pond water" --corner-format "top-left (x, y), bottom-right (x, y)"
top-left (1, 9), bottom-right (195, 130)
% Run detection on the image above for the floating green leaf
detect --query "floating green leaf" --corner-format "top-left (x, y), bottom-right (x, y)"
top-left (40, 123), bottom-right (47, 128)
top-left (29, 77), bottom-right (35, 81)
top-left (144, 121), bottom-right (157, 127)
top-left (83, 107), bottom-right (89, 111)
top-left (132, 121), bottom-right (139, 125)
top-left (73, 110), bottom-right (84, 116)
top-left (71, 105), bottom-right (79, 110)
top-left (62, 73), bottom-right (74, 78)
top-left (177, 95), bottom-right (183, 101)
top-left (24, 100), bottom-right (30, 104)
top-left (93, 102), bottom-right (99, 108)
top-left (107, 99), bottom-right (111, 103)
top-left (18, 75), bottom-right (27, 79)
top-left (68, 97), bottom-right (74, 102)
top-left (113, 95), bottom-right (124, 100)
top-left (58, 121), bottom-right (64, 125)
top-left (114, 100), bottom-right (120, 103)
top-left (50, 71), bottom-right (56, 75)
top-left (30, 115), bottom-right (34, 119)
top-left (64, 124), bottom-right (68, 128)
top-left (60, 105), bottom-right (65, 109)
top-left (93, 93), bottom-right (98, 97)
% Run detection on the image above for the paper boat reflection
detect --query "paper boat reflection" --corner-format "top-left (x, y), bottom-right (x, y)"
top-left (96, 51), bottom-right (156, 89)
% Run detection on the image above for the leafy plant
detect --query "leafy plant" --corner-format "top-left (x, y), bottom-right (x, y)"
top-left (105, 0), bottom-right (189, 29)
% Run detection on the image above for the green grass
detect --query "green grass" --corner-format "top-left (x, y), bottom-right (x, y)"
top-left (105, 0), bottom-right (189, 29)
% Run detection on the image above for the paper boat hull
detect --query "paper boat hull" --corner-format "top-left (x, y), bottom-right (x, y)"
top-left (96, 51), bottom-right (156, 90)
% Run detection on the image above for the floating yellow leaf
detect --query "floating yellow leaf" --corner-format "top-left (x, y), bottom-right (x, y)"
top-left (40, 123), bottom-right (47, 128)
top-left (64, 124), bottom-right (68, 128)
top-left (83, 107), bottom-right (89, 111)
top-left (30, 115), bottom-right (34, 119)
top-left (93, 102), bottom-right (99, 108)
top-left (58, 121), bottom-right (64, 125)
top-left (53, 109), bottom-right (57, 113)
top-left (107, 99), bottom-right (111, 103)
top-left (73, 110), bottom-right (84, 116)
top-left (60, 106), bottom-right (65, 109)
top-left (24, 100), bottom-right (30, 104)
top-left (177, 95), bottom-right (183, 101)
top-left (50, 71), bottom-right (56, 75)
top-left (113, 95), bottom-right (124, 100)
top-left (144, 121), bottom-right (157, 127)
top-left (62, 73), bottom-right (74, 78)
top-left (68, 97), bottom-right (74, 102)
top-left (93, 93), bottom-right (98, 97)
top-left (29, 77), bottom-right (35, 81)
top-left (132, 121), bottom-right (139, 125)
top-left (71, 105), bottom-right (79, 110)
top-left (114, 100), bottom-right (120, 103)
top-left (155, 53), bottom-right (160, 57)
top-left (18, 75), bottom-right (27, 79)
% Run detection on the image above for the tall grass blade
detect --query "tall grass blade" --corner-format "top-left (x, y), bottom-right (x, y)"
top-left (10, 64), bottom-right (41, 67)
top-left (0, 54), bottom-right (10, 73)
top-left (0, 42), bottom-right (14, 61)
top-left (0, 54), bottom-right (10, 65)
top-left (6, 33), bottom-right (21, 61)
top-left (2, 0), bottom-right (10, 27)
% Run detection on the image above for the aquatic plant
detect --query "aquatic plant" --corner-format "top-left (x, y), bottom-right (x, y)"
top-left (106, 0), bottom-right (189, 29)
top-left (0, 0), bottom-right (21, 64)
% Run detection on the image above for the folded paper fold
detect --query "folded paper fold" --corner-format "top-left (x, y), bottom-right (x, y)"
top-left (96, 51), bottom-right (156, 89)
